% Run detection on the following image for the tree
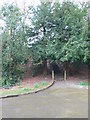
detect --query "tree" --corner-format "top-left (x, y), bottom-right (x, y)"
top-left (50, 1), bottom-right (88, 80)
top-left (27, 1), bottom-right (88, 80)
top-left (1, 4), bottom-right (28, 86)
top-left (27, 1), bottom-right (54, 75)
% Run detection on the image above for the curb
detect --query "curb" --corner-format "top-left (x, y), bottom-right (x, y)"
top-left (0, 80), bottom-right (55, 99)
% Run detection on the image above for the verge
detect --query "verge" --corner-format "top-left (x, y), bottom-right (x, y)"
top-left (0, 80), bottom-right (55, 99)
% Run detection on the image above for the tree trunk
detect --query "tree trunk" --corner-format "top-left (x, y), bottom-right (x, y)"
top-left (43, 59), bottom-right (48, 76)
top-left (63, 61), bottom-right (70, 81)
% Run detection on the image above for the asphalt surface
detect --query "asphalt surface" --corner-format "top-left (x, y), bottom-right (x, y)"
top-left (1, 81), bottom-right (88, 118)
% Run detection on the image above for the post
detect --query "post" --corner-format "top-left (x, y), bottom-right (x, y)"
top-left (64, 62), bottom-right (67, 81)
top-left (52, 70), bottom-right (55, 81)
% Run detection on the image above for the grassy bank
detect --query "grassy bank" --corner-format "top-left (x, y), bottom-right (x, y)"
top-left (0, 81), bottom-right (49, 97)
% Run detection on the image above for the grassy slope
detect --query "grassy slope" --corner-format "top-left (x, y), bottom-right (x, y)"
top-left (0, 81), bottom-right (48, 97)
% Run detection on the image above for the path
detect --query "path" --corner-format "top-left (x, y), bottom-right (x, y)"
top-left (1, 81), bottom-right (88, 118)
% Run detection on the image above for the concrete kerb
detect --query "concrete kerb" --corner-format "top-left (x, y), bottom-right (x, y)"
top-left (0, 80), bottom-right (55, 99)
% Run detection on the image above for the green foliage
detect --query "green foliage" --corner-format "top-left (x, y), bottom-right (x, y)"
top-left (34, 83), bottom-right (39, 88)
top-left (18, 86), bottom-right (22, 88)
top-left (40, 81), bottom-right (47, 86)
top-left (84, 20), bottom-right (90, 65)
top-left (27, 2), bottom-right (54, 64)
top-left (1, 4), bottom-right (29, 86)
top-left (31, 64), bottom-right (42, 77)
top-left (23, 87), bottom-right (29, 91)
top-left (34, 81), bottom-right (47, 89)
top-left (79, 81), bottom-right (89, 86)
top-left (27, 1), bottom-right (88, 67)
top-left (52, 1), bottom-right (88, 63)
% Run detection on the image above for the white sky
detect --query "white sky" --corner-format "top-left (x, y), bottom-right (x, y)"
top-left (0, 0), bottom-right (88, 9)
top-left (0, 0), bottom-right (88, 30)
top-left (0, 0), bottom-right (40, 9)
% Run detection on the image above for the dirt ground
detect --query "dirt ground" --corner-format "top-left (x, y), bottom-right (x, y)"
top-left (0, 71), bottom-right (88, 92)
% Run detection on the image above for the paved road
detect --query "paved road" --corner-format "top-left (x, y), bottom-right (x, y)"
top-left (1, 82), bottom-right (88, 118)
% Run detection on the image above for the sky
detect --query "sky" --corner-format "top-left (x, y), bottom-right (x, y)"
top-left (0, 0), bottom-right (88, 9)
top-left (0, 0), bottom-right (88, 31)
top-left (0, 0), bottom-right (40, 9)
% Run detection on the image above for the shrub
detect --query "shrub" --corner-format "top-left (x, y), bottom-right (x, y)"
top-left (31, 64), bottom-right (42, 77)
top-left (23, 87), bottom-right (29, 91)
top-left (34, 83), bottom-right (39, 88)
top-left (41, 81), bottom-right (47, 86)
top-left (2, 65), bottom-right (25, 87)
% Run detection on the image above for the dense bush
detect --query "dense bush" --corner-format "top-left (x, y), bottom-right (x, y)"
top-left (1, 4), bottom-right (29, 86)
top-left (31, 63), bottom-right (43, 77)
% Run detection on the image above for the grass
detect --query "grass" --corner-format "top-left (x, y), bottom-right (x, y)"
top-left (0, 81), bottom-right (48, 97)
top-left (79, 81), bottom-right (90, 86)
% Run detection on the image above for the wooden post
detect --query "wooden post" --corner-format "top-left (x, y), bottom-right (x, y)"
top-left (64, 62), bottom-right (67, 81)
top-left (52, 70), bottom-right (55, 81)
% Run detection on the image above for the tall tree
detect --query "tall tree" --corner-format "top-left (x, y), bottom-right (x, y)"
top-left (51, 1), bottom-right (88, 80)
top-left (1, 4), bottom-right (28, 86)
top-left (27, 1), bottom-right (54, 75)
top-left (27, 1), bottom-right (88, 80)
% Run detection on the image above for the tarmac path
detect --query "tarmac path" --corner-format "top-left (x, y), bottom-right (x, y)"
top-left (1, 81), bottom-right (88, 118)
